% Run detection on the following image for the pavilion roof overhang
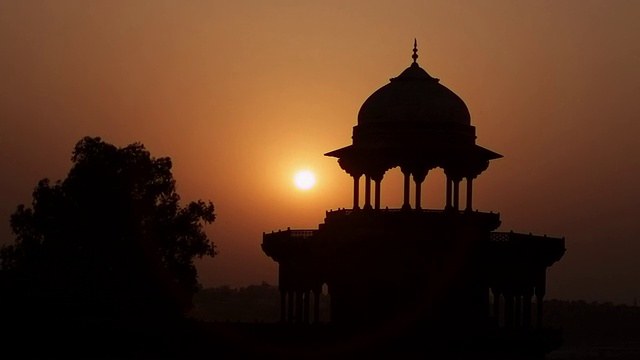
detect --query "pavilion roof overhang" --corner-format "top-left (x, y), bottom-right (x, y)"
top-left (324, 144), bottom-right (503, 163)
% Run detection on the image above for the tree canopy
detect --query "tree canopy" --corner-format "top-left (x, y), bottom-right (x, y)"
top-left (0, 136), bottom-right (217, 321)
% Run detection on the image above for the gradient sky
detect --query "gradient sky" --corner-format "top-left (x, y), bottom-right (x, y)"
top-left (1, 1), bottom-right (639, 304)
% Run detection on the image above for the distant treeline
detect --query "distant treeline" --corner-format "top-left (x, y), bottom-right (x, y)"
top-left (192, 283), bottom-right (640, 347)
top-left (190, 282), bottom-right (280, 322)
top-left (190, 282), bottom-right (330, 323)
top-left (545, 299), bottom-right (640, 346)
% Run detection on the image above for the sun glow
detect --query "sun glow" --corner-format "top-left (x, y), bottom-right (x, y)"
top-left (294, 170), bottom-right (316, 190)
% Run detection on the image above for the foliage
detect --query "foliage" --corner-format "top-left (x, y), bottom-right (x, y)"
top-left (0, 136), bottom-right (217, 321)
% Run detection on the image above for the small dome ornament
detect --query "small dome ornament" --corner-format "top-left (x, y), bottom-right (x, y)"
top-left (412, 38), bottom-right (419, 64)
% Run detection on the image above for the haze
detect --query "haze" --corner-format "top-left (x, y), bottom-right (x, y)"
top-left (1, 1), bottom-right (639, 304)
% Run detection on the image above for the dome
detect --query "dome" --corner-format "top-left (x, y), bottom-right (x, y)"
top-left (357, 61), bottom-right (471, 126)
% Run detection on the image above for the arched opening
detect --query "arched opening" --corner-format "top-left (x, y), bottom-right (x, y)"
top-left (380, 166), bottom-right (404, 209)
top-left (423, 168), bottom-right (446, 210)
top-left (320, 283), bottom-right (330, 323)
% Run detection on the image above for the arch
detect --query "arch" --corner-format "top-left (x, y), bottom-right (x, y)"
top-left (379, 166), bottom-right (404, 209)
top-left (422, 168), bottom-right (446, 210)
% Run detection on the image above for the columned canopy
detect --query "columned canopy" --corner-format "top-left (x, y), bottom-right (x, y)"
top-left (326, 44), bottom-right (501, 211)
top-left (329, 139), bottom-right (499, 211)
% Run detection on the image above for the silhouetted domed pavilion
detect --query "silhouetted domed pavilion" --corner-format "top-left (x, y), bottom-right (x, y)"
top-left (262, 40), bottom-right (566, 357)
top-left (325, 41), bottom-right (502, 215)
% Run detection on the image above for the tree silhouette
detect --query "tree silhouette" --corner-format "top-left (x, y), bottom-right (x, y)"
top-left (0, 136), bottom-right (217, 322)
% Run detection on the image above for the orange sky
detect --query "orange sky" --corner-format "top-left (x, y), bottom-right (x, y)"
top-left (1, 1), bottom-right (639, 304)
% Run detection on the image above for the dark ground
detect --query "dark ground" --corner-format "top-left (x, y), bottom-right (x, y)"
top-left (2, 286), bottom-right (639, 359)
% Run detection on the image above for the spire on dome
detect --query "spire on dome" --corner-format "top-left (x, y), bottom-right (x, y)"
top-left (412, 38), bottom-right (418, 64)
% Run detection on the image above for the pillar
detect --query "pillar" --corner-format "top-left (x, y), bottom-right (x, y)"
top-left (465, 177), bottom-right (473, 212)
top-left (536, 293), bottom-right (545, 328)
top-left (445, 177), bottom-right (453, 210)
top-left (295, 291), bottom-right (303, 323)
top-left (492, 287), bottom-right (501, 327)
top-left (364, 175), bottom-right (372, 210)
top-left (313, 288), bottom-right (321, 324)
top-left (536, 269), bottom-right (547, 328)
top-left (514, 294), bottom-right (522, 328)
top-left (453, 179), bottom-right (460, 211)
top-left (402, 169), bottom-right (411, 210)
top-left (504, 292), bottom-right (514, 328)
top-left (413, 171), bottom-right (427, 210)
top-left (303, 290), bottom-right (311, 324)
top-left (287, 291), bottom-right (294, 323)
top-left (328, 285), bottom-right (336, 323)
top-left (353, 175), bottom-right (361, 210)
top-left (374, 175), bottom-right (383, 210)
top-left (280, 289), bottom-right (286, 322)
top-left (523, 287), bottom-right (533, 329)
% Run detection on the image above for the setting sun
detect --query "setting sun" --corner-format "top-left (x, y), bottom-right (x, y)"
top-left (294, 170), bottom-right (316, 190)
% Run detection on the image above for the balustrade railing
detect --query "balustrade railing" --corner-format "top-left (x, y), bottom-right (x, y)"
top-left (490, 231), bottom-right (565, 244)
top-left (289, 230), bottom-right (316, 239)
top-left (325, 207), bottom-right (499, 219)
top-left (264, 228), bottom-right (317, 241)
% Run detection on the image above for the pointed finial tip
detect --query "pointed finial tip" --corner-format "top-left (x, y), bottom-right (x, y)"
top-left (412, 38), bottom-right (419, 63)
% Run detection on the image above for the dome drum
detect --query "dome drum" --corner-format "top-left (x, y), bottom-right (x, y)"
top-left (352, 122), bottom-right (477, 150)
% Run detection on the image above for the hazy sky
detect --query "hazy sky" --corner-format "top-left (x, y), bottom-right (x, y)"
top-left (1, 1), bottom-right (639, 304)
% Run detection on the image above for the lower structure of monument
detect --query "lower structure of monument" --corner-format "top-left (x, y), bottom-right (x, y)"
top-left (262, 208), bottom-right (565, 357)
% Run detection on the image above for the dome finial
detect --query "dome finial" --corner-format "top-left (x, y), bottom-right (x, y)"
top-left (412, 38), bottom-right (419, 63)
